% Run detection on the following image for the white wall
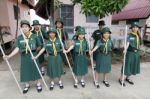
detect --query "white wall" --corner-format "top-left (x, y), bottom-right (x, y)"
top-left (59, 0), bottom-right (112, 28)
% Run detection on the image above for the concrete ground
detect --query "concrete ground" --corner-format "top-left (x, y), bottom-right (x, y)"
top-left (0, 54), bottom-right (150, 99)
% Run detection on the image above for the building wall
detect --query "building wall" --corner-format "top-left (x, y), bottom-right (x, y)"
top-left (0, 0), bottom-right (30, 43)
top-left (59, 0), bottom-right (112, 28)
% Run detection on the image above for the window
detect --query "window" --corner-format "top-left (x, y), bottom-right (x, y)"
top-left (60, 5), bottom-right (74, 38)
top-left (86, 15), bottom-right (98, 23)
top-left (13, 5), bottom-right (20, 20)
top-left (126, 19), bottom-right (139, 25)
top-left (112, 20), bottom-right (119, 25)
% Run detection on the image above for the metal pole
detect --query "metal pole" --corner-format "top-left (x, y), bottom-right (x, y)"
top-left (122, 25), bottom-right (128, 87)
top-left (0, 43), bottom-right (22, 94)
top-left (86, 28), bottom-right (96, 82)
top-left (19, 28), bottom-right (49, 91)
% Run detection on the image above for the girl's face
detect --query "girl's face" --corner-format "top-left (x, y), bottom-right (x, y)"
top-left (21, 24), bottom-right (30, 33)
top-left (33, 25), bottom-right (40, 31)
top-left (132, 26), bottom-right (139, 33)
top-left (103, 32), bottom-right (110, 40)
top-left (78, 34), bottom-right (85, 39)
top-left (56, 22), bottom-right (63, 28)
top-left (49, 32), bottom-right (56, 39)
top-left (98, 25), bottom-right (104, 30)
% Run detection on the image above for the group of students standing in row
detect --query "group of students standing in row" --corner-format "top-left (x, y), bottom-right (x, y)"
top-left (3, 18), bottom-right (143, 94)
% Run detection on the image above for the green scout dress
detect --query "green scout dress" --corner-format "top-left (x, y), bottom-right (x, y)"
top-left (73, 39), bottom-right (89, 76)
top-left (92, 29), bottom-right (102, 61)
top-left (15, 34), bottom-right (41, 82)
top-left (45, 38), bottom-right (64, 78)
top-left (32, 30), bottom-right (45, 64)
top-left (122, 33), bottom-right (142, 76)
top-left (95, 39), bottom-right (113, 73)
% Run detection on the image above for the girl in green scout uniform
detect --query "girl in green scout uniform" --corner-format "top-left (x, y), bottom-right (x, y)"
top-left (33, 28), bottom-right (64, 91)
top-left (32, 20), bottom-right (47, 76)
top-left (64, 27), bottom-right (89, 88)
top-left (55, 18), bottom-right (69, 74)
top-left (119, 22), bottom-right (143, 86)
top-left (3, 20), bottom-right (42, 93)
top-left (90, 27), bottom-right (113, 88)
top-left (92, 20), bottom-right (105, 69)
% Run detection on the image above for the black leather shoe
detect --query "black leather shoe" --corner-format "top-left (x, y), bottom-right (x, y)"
top-left (59, 82), bottom-right (64, 89)
top-left (49, 86), bottom-right (54, 91)
top-left (103, 81), bottom-right (110, 87)
top-left (23, 86), bottom-right (30, 94)
top-left (41, 71), bottom-right (45, 76)
top-left (74, 84), bottom-right (78, 88)
top-left (125, 78), bottom-right (134, 85)
top-left (37, 85), bottom-right (42, 93)
top-left (118, 79), bottom-right (126, 87)
top-left (94, 81), bottom-right (100, 88)
top-left (81, 81), bottom-right (85, 88)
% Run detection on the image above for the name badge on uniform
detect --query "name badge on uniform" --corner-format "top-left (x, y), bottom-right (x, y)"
top-left (56, 43), bottom-right (59, 45)
top-left (75, 43), bottom-right (80, 45)
top-left (130, 37), bottom-right (135, 40)
top-left (46, 44), bottom-right (52, 46)
top-left (96, 32), bottom-right (100, 34)
top-left (20, 40), bottom-right (25, 43)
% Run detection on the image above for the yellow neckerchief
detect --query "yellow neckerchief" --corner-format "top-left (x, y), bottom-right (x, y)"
top-left (103, 38), bottom-right (109, 54)
top-left (79, 39), bottom-right (84, 55)
top-left (50, 37), bottom-right (57, 56)
top-left (25, 32), bottom-right (32, 54)
top-left (57, 28), bottom-right (62, 40)
top-left (35, 30), bottom-right (40, 36)
top-left (130, 32), bottom-right (140, 48)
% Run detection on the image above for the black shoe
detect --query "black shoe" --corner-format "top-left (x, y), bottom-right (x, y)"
top-left (74, 84), bottom-right (78, 88)
top-left (37, 85), bottom-right (42, 93)
top-left (64, 71), bottom-right (66, 74)
top-left (80, 81), bottom-right (85, 88)
top-left (118, 79), bottom-right (126, 87)
top-left (125, 78), bottom-right (134, 85)
top-left (49, 86), bottom-right (54, 91)
top-left (41, 71), bottom-right (45, 76)
top-left (23, 86), bottom-right (30, 94)
top-left (103, 81), bottom-right (110, 87)
top-left (94, 81), bottom-right (100, 88)
top-left (59, 82), bottom-right (64, 89)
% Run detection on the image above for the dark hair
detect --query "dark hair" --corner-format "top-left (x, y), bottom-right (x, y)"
top-left (55, 21), bottom-right (64, 28)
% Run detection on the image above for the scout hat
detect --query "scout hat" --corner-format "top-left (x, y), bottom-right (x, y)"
top-left (75, 26), bottom-right (82, 31)
top-left (98, 20), bottom-right (105, 26)
top-left (47, 28), bottom-right (57, 35)
top-left (32, 20), bottom-right (41, 26)
top-left (76, 27), bottom-right (86, 35)
top-left (130, 22), bottom-right (141, 29)
top-left (20, 20), bottom-right (31, 28)
top-left (101, 27), bottom-right (111, 34)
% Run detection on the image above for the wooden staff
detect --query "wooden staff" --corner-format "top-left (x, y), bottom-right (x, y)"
top-left (122, 25), bottom-right (128, 87)
top-left (86, 28), bottom-right (96, 83)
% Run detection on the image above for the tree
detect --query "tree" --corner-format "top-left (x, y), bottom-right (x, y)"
top-left (72, 0), bottom-right (128, 18)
